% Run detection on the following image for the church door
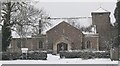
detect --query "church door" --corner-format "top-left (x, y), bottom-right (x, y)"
top-left (57, 42), bottom-right (68, 53)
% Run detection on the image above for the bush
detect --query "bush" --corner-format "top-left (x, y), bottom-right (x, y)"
top-left (94, 51), bottom-right (110, 58)
top-left (2, 52), bottom-right (9, 60)
top-left (60, 50), bottom-right (82, 58)
top-left (2, 52), bottom-right (21, 60)
top-left (60, 50), bottom-right (110, 59)
top-left (9, 52), bottom-right (21, 60)
top-left (27, 51), bottom-right (47, 60)
top-left (81, 51), bottom-right (94, 59)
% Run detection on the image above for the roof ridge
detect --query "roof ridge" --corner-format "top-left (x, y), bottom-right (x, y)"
top-left (92, 7), bottom-right (109, 13)
top-left (97, 7), bottom-right (108, 12)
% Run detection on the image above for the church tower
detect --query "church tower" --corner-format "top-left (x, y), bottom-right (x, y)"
top-left (91, 7), bottom-right (113, 50)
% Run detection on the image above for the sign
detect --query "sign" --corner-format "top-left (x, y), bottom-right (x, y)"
top-left (21, 48), bottom-right (28, 53)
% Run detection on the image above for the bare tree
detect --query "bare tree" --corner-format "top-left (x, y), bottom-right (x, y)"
top-left (13, 4), bottom-right (51, 37)
top-left (1, 1), bottom-right (27, 51)
top-left (1, 0), bottom-right (50, 51)
top-left (10, 3), bottom-right (51, 48)
top-left (67, 19), bottom-right (78, 28)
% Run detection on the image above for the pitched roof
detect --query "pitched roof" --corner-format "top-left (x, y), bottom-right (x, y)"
top-left (46, 21), bottom-right (83, 34)
top-left (92, 7), bottom-right (110, 13)
top-left (42, 18), bottom-right (92, 34)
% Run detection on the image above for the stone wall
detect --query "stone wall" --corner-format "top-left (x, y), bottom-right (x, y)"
top-left (91, 12), bottom-right (113, 50)
top-left (84, 34), bottom-right (99, 50)
top-left (47, 21), bottom-right (85, 54)
top-left (8, 35), bottom-right (46, 52)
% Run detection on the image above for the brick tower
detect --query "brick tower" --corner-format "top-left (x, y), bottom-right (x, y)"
top-left (91, 7), bottom-right (113, 50)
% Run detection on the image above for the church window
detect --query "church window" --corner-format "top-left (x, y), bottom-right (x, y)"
top-left (86, 40), bottom-right (91, 48)
top-left (39, 41), bottom-right (43, 48)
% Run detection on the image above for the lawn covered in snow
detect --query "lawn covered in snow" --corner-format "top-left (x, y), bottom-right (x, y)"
top-left (0, 54), bottom-right (118, 64)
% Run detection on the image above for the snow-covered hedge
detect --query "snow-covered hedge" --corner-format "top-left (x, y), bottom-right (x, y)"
top-left (94, 51), bottom-right (110, 58)
top-left (60, 50), bottom-right (110, 59)
top-left (27, 51), bottom-right (47, 60)
top-left (2, 52), bottom-right (9, 60)
top-left (2, 52), bottom-right (21, 60)
top-left (60, 51), bottom-right (82, 58)
top-left (2, 51), bottom-right (47, 60)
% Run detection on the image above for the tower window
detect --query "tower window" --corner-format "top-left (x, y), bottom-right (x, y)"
top-left (39, 41), bottom-right (43, 48)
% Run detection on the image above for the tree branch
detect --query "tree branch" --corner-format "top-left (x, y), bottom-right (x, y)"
top-left (10, 2), bottom-right (15, 9)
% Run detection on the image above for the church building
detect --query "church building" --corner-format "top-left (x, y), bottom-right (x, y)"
top-left (8, 7), bottom-right (113, 54)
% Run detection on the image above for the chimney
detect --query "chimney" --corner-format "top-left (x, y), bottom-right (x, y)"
top-left (39, 19), bottom-right (42, 34)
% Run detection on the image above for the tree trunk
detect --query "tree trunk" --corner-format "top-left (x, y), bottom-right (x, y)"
top-left (2, 2), bottom-right (12, 52)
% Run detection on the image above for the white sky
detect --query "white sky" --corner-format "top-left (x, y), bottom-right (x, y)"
top-left (34, 2), bottom-right (117, 24)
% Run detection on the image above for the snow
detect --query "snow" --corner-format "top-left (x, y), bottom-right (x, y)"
top-left (11, 17), bottom-right (93, 38)
top-left (119, 61), bottom-right (120, 66)
top-left (0, 54), bottom-right (118, 64)
top-left (92, 7), bottom-right (109, 13)
top-left (11, 31), bottom-right (20, 38)
top-left (12, 31), bottom-right (32, 38)
top-left (82, 31), bottom-right (97, 34)
top-left (42, 17), bottom-right (92, 34)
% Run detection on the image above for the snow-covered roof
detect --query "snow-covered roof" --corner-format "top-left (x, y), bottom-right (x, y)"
top-left (12, 31), bottom-right (32, 38)
top-left (82, 32), bottom-right (96, 34)
top-left (12, 31), bottom-right (20, 38)
top-left (92, 7), bottom-right (109, 13)
top-left (83, 32), bottom-right (99, 37)
top-left (42, 17), bottom-right (92, 34)
top-left (12, 17), bottom-right (93, 38)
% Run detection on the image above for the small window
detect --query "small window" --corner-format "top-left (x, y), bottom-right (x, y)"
top-left (86, 40), bottom-right (91, 49)
top-left (39, 41), bottom-right (43, 48)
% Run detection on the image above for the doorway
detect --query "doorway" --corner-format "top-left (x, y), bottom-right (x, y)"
top-left (57, 42), bottom-right (68, 53)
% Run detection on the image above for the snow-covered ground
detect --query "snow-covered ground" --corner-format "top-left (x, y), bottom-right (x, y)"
top-left (0, 54), bottom-right (118, 64)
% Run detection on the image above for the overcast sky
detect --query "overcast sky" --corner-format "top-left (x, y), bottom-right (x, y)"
top-left (33, 0), bottom-right (117, 24)
top-left (11, 0), bottom-right (118, 37)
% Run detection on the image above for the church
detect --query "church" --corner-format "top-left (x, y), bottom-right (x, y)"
top-left (8, 7), bottom-right (113, 54)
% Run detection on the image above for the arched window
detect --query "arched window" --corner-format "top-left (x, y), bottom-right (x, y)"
top-left (39, 41), bottom-right (43, 48)
top-left (86, 40), bottom-right (91, 49)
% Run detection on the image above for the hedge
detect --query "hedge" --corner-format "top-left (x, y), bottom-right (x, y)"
top-left (26, 51), bottom-right (47, 60)
top-left (2, 51), bottom-right (47, 60)
top-left (2, 52), bottom-right (21, 60)
top-left (60, 50), bottom-right (110, 59)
